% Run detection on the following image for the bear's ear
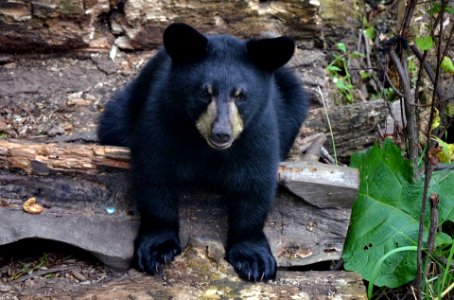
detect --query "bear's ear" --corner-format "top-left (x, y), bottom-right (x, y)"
top-left (163, 23), bottom-right (208, 63)
top-left (246, 36), bottom-right (295, 71)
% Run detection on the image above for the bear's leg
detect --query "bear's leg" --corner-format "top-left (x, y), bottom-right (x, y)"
top-left (133, 185), bottom-right (181, 275)
top-left (225, 187), bottom-right (277, 281)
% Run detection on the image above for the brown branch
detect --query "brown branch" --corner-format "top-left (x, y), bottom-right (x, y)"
top-left (10, 266), bottom-right (73, 284)
top-left (416, 2), bottom-right (448, 298)
top-left (388, 49), bottom-right (419, 175)
top-left (424, 193), bottom-right (439, 278)
top-left (399, 0), bottom-right (418, 35)
top-left (427, 193), bottom-right (440, 256)
top-left (409, 44), bottom-right (446, 102)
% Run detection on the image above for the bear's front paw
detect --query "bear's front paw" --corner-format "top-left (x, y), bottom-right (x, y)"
top-left (226, 240), bottom-right (276, 282)
top-left (134, 230), bottom-right (181, 275)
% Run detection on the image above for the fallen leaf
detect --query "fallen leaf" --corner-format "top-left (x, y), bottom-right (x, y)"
top-left (23, 197), bottom-right (43, 214)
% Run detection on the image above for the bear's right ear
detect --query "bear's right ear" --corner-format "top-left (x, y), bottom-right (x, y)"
top-left (163, 23), bottom-right (208, 63)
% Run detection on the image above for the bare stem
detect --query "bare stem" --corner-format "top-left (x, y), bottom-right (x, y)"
top-left (424, 193), bottom-right (439, 277)
top-left (410, 44), bottom-right (445, 102)
top-left (416, 2), bottom-right (447, 299)
top-left (388, 49), bottom-right (419, 175)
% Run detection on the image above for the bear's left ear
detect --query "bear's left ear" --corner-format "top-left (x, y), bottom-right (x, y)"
top-left (246, 36), bottom-right (295, 71)
top-left (163, 23), bottom-right (208, 63)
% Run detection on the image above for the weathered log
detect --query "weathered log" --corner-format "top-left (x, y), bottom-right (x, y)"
top-left (0, 139), bottom-right (359, 204)
top-left (0, 0), bottom-right (322, 53)
top-left (294, 99), bottom-right (388, 160)
top-left (0, 139), bottom-right (358, 270)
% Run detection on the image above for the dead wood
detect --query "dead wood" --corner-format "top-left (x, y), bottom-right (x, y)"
top-left (295, 99), bottom-right (388, 160)
top-left (0, 0), bottom-right (321, 52)
top-left (0, 139), bottom-right (358, 270)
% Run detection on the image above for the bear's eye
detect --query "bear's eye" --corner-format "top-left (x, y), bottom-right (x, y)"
top-left (233, 88), bottom-right (246, 102)
top-left (201, 85), bottom-right (213, 103)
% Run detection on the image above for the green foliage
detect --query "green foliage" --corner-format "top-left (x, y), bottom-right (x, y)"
top-left (415, 35), bottom-right (434, 51)
top-left (429, 3), bottom-right (454, 15)
top-left (447, 103), bottom-right (454, 118)
top-left (382, 87), bottom-right (395, 101)
top-left (441, 56), bottom-right (454, 74)
top-left (327, 42), bottom-right (364, 103)
top-left (336, 42), bottom-right (347, 53)
top-left (343, 139), bottom-right (454, 288)
top-left (363, 26), bottom-right (375, 40)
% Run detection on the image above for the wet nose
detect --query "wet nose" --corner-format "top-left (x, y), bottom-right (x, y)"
top-left (210, 126), bottom-right (231, 144)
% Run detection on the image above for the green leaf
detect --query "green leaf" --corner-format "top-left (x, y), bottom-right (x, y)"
top-left (364, 26), bottom-right (375, 40)
top-left (335, 78), bottom-right (347, 90)
top-left (441, 56), bottom-right (454, 74)
top-left (327, 65), bottom-right (342, 72)
top-left (447, 103), bottom-right (454, 117)
top-left (415, 35), bottom-right (434, 51)
top-left (429, 3), bottom-right (454, 15)
top-left (359, 70), bottom-right (369, 80)
top-left (343, 139), bottom-right (454, 288)
top-left (336, 42), bottom-right (347, 53)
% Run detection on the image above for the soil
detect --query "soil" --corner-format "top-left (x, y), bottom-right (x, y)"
top-left (0, 51), bottom-right (156, 143)
top-left (0, 239), bottom-right (121, 299)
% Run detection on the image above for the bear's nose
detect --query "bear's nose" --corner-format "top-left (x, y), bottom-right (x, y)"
top-left (210, 130), bottom-right (231, 144)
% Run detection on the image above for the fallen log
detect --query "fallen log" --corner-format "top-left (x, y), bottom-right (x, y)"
top-left (0, 139), bottom-right (358, 271)
top-left (296, 99), bottom-right (388, 160)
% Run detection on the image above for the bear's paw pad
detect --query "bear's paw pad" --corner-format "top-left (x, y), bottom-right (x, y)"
top-left (134, 231), bottom-right (181, 275)
top-left (226, 241), bottom-right (277, 282)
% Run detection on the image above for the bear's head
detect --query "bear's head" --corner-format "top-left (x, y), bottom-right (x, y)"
top-left (163, 23), bottom-right (295, 150)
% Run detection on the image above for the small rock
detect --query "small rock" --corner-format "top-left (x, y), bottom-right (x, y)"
top-left (114, 36), bottom-right (135, 50)
top-left (0, 284), bottom-right (13, 292)
top-left (67, 91), bottom-right (83, 99)
top-left (47, 125), bottom-right (64, 137)
top-left (66, 98), bottom-right (93, 106)
top-left (111, 19), bottom-right (124, 35)
top-left (89, 37), bottom-right (111, 49)
top-left (91, 55), bottom-right (118, 74)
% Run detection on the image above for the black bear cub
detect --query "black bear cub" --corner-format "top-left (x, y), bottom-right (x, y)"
top-left (98, 23), bottom-right (307, 281)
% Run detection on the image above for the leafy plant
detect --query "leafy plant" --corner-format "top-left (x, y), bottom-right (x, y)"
top-left (343, 139), bottom-right (454, 290)
top-left (415, 35), bottom-right (434, 51)
top-left (441, 56), bottom-right (454, 75)
top-left (327, 42), bottom-right (364, 103)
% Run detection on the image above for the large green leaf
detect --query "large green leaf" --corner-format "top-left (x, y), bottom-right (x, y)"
top-left (343, 139), bottom-right (454, 288)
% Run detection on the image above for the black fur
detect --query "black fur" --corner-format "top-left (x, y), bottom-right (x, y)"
top-left (98, 23), bottom-right (307, 281)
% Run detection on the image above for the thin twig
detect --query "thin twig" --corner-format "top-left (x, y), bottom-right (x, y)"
top-left (424, 193), bottom-right (439, 277)
top-left (388, 48), bottom-right (419, 174)
top-left (10, 266), bottom-right (73, 284)
top-left (416, 2), bottom-right (447, 299)
top-left (399, 0), bottom-right (418, 36)
top-left (317, 86), bottom-right (338, 165)
top-left (384, 71), bottom-right (404, 98)
top-left (412, 47), bottom-right (428, 107)
top-left (410, 44), bottom-right (445, 102)
top-left (362, 31), bottom-right (372, 70)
